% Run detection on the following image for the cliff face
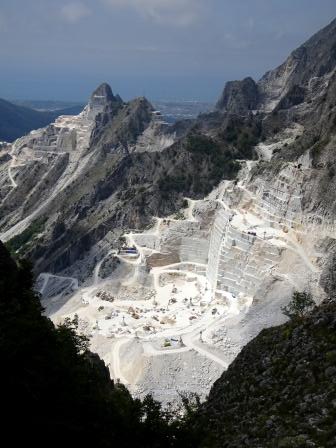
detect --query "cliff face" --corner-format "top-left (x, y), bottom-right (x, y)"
top-left (90, 96), bottom-right (154, 152)
top-left (258, 18), bottom-right (336, 112)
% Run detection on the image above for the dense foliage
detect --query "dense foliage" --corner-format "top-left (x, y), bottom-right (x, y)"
top-left (219, 115), bottom-right (261, 159)
top-left (159, 133), bottom-right (240, 197)
top-left (6, 217), bottom-right (47, 254)
top-left (0, 243), bottom-right (195, 447)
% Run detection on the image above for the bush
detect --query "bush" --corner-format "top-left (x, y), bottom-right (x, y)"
top-left (174, 211), bottom-right (186, 220)
top-left (185, 134), bottom-right (218, 155)
top-left (281, 291), bottom-right (315, 320)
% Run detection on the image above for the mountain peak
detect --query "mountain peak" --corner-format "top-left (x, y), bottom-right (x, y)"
top-left (90, 83), bottom-right (115, 103)
top-left (87, 82), bottom-right (123, 119)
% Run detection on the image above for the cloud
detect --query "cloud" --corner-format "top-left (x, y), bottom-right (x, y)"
top-left (103, 0), bottom-right (205, 26)
top-left (61, 2), bottom-right (91, 24)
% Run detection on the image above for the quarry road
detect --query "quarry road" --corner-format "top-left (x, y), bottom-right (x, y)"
top-left (112, 338), bottom-right (130, 386)
top-left (153, 261), bottom-right (207, 271)
top-left (144, 217), bottom-right (162, 236)
top-left (141, 327), bottom-right (229, 369)
top-left (139, 313), bottom-right (230, 369)
top-left (143, 342), bottom-right (190, 357)
top-left (116, 254), bottom-right (141, 266)
top-left (38, 273), bottom-right (79, 295)
top-left (8, 165), bottom-right (17, 188)
top-left (183, 332), bottom-right (228, 369)
top-left (119, 233), bottom-right (144, 287)
top-left (6, 136), bottom-right (67, 190)
top-left (8, 145), bottom-right (21, 188)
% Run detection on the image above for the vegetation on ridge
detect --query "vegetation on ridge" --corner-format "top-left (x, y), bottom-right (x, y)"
top-left (158, 133), bottom-right (241, 198)
top-left (281, 290), bottom-right (315, 320)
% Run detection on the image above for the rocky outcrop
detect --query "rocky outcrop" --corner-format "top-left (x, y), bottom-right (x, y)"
top-left (89, 96), bottom-right (154, 153)
top-left (275, 84), bottom-right (307, 111)
top-left (216, 77), bottom-right (259, 114)
top-left (86, 82), bottom-right (123, 120)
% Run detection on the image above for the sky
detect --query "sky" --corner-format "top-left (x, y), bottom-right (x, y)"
top-left (0, 0), bottom-right (335, 102)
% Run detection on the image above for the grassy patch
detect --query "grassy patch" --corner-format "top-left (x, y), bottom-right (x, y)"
top-left (6, 217), bottom-right (47, 254)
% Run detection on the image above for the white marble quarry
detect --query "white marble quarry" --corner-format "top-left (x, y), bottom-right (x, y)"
top-left (206, 207), bottom-right (231, 294)
top-left (206, 205), bottom-right (281, 299)
top-left (179, 236), bottom-right (209, 264)
top-left (250, 165), bottom-right (305, 227)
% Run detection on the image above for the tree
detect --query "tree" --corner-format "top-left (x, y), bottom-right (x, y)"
top-left (281, 291), bottom-right (315, 320)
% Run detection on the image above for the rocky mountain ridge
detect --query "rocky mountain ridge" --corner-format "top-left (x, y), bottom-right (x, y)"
top-left (216, 18), bottom-right (336, 116)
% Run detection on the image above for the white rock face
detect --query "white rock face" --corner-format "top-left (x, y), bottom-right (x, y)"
top-left (132, 113), bottom-right (176, 153)
top-left (0, 107), bottom-right (98, 241)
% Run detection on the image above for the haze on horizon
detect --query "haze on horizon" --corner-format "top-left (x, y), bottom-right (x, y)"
top-left (0, 0), bottom-right (335, 103)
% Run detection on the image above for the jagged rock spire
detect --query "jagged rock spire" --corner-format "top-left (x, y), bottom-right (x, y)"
top-left (87, 82), bottom-right (123, 119)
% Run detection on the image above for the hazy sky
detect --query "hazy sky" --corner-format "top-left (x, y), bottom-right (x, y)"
top-left (0, 0), bottom-right (335, 102)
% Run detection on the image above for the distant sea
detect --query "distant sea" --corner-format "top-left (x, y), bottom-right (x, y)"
top-left (153, 100), bottom-right (213, 123)
top-left (12, 99), bottom-right (214, 123)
